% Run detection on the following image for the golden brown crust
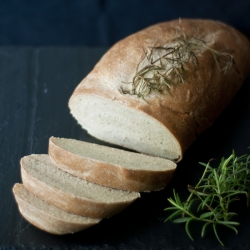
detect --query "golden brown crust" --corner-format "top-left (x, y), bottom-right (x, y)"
top-left (20, 158), bottom-right (139, 218)
top-left (48, 137), bottom-right (176, 192)
top-left (69, 19), bottom-right (250, 157)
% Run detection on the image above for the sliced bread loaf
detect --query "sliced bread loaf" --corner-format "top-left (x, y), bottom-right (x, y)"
top-left (13, 183), bottom-right (101, 235)
top-left (21, 154), bottom-right (140, 218)
top-left (49, 136), bottom-right (176, 192)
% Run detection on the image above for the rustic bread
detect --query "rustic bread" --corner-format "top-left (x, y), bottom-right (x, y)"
top-left (21, 154), bottom-right (140, 218)
top-left (13, 183), bottom-right (101, 235)
top-left (48, 136), bottom-right (176, 192)
top-left (68, 19), bottom-right (250, 162)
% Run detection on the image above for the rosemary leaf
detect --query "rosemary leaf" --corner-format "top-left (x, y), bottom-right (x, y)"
top-left (164, 209), bottom-right (183, 223)
top-left (218, 221), bottom-right (240, 226)
top-left (213, 224), bottom-right (224, 246)
top-left (201, 221), bottom-right (211, 238)
top-left (185, 218), bottom-right (195, 241)
top-left (173, 217), bottom-right (191, 223)
top-left (199, 211), bottom-right (214, 219)
top-left (222, 224), bottom-right (239, 235)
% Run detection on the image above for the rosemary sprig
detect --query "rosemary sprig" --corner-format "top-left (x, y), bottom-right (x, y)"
top-left (122, 31), bottom-right (234, 99)
top-left (164, 150), bottom-right (250, 246)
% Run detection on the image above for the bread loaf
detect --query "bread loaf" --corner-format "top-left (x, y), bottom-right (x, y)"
top-left (13, 184), bottom-right (101, 235)
top-left (13, 18), bottom-right (250, 236)
top-left (21, 154), bottom-right (140, 218)
top-left (69, 19), bottom-right (250, 162)
top-left (49, 136), bottom-right (176, 192)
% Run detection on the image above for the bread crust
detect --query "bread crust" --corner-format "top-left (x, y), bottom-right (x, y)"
top-left (69, 19), bottom-right (250, 159)
top-left (21, 156), bottom-right (140, 218)
top-left (49, 137), bottom-right (176, 192)
top-left (13, 184), bottom-right (101, 235)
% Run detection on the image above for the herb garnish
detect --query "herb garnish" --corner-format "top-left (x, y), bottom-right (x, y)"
top-left (164, 150), bottom-right (250, 246)
top-left (122, 31), bottom-right (234, 99)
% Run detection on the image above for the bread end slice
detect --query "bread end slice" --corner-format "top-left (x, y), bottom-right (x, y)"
top-left (13, 183), bottom-right (101, 235)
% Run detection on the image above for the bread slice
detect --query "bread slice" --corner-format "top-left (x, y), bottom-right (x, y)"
top-left (13, 183), bottom-right (101, 235)
top-left (21, 154), bottom-right (140, 218)
top-left (68, 19), bottom-right (250, 162)
top-left (49, 136), bottom-right (176, 192)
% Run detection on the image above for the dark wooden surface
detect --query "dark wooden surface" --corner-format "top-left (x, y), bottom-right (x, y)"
top-left (1, 46), bottom-right (250, 249)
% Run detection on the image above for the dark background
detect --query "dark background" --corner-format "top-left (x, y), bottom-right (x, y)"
top-left (1, 1), bottom-right (250, 249)
top-left (0, 0), bottom-right (250, 47)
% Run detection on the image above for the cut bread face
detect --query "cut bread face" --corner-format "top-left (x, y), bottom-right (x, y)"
top-left (69, 95), bottom-right (182, 162)
top-left (21, 154), bottom-right (140, 218)
top-left (49, 136), bottom-right (176, 192)
top-left (13, 184), bottom-right (101, 235)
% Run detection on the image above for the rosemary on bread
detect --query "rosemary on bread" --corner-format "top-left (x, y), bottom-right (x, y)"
top-left (122, 31), bottom-right (235, 99)
top-left (164, 149), bottom-right (250, 246)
